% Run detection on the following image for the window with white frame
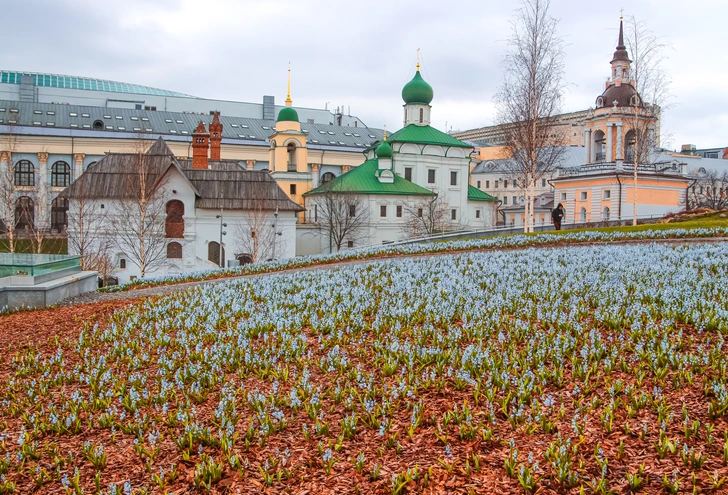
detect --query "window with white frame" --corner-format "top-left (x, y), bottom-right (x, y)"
top-left (580, 191), bottom-right (587, 200)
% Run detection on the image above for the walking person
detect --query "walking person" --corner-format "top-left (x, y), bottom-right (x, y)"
top-left (552, 203), bottom-right (565, 231)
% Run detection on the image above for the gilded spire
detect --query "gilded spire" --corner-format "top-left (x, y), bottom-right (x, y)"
top-left (416, 48), bottom-right (421, 72)
top-left (285, 64), bottom-right (292, 105)
top-left (383, 125), bottom-right (387, 141)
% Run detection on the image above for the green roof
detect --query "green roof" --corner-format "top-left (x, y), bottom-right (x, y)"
top-left (387, 124), bottom-right (473, 148)
top-left (402, 70), bottom-right (434, 105)
top-left (277, 106), bottom-right (299, 122)
top-left (304, 159), bottom-right (434, 197)
top-left (467, 184), bottom-right (499, 202)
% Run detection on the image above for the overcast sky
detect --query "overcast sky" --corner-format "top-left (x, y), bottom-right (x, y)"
top-left (2, 0), bottom-right (726, 150)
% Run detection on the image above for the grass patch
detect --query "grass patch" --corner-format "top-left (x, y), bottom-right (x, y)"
top-left (0, 237), bottom-right (68, 254)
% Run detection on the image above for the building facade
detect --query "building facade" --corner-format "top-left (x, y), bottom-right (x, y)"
top-left (302, 64), bottom-right (498, 253)
top-left (62, 136), bottom-right (302, 284)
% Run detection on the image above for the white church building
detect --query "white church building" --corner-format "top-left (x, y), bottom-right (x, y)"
top-left (62, 121), bottom-right (302, 284)
top-left (301, 63), bottom-right (499, 253)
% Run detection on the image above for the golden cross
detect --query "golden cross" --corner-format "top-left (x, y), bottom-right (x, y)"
top-left (620, 7), bottom-right (624, 20)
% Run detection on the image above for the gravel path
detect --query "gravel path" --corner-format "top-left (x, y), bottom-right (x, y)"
top-left (57, 237), bottom-right (728, 308)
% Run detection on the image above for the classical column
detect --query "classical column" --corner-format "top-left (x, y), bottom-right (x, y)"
top-left (0, 151), bottom-right (10, 175)
top-left (606, 125), bottom-right (613, 162)
top-left (310, 163), bottom-right (320, 189)
top-left (37, 152), bottom-right (50, 229)
top-left (245, 159), bottom-right (256, 171)
top-left (73, 153), bottom-right (85, 180)
top-left (584, 129), bottom-right (592, 164)
top-left (341, 165), bottom-right (351, 174)
top-left (615, 122), bottom-right (623, 163)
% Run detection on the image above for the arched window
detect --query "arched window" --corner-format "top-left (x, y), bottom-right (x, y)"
top-left (167, 242), bottom-right (182, 259)
top-left (51, 161), bottom-right (71, 187)
top-left (580, 207), bottom-right (587, 223)
top-left (419, 108), bottom-right (424, 123)
top-left (208, 241), bottom-right (224, 267)
top-left (86, 161), bottom-right (98, 171)
top-left (15, 196), bottom-right (34, 230)
top-left (93, 120), bottom-right (103, 130)
top-left (593, 130), bottom-right (606, 162)
top-left (603, 206), bottom-right (611, 221)
top-left (287, 142), bottom-right (297, 172)
top-left (624, 130), bottom-right (636, 163)
top-left (165, 200), bottom-right (185, 238)
top-left (14, 160), bottom-right (35, 186)
top-left (321, 172), bottom-right (336, 184)
top-left (51, 197), bottom-right (69, 231)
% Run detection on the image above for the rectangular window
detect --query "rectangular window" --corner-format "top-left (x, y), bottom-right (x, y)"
top-left (513, 196), bottom-right (518, 205)
top-left (580, 191), bottom-right (587, 200)
top-left (561, 192), bottom-right (567, 201)
top-left (476, 180), bottom-right (481, 189)
top-left (504, 180), bottom-right (508, 189)
top-left (347, 240), bottom-right (354, 248)
top-left (427, 169), bottom-right (436, 184)
top-left (290, 184), bottom-right (297, 195)
top-left (380, 205), bottom-right (387, 217)
top-left (404, 167), bottom-right (412, 181)
top-left (494, 180), bottom-right (499, 189)
top-left (475, 209), bottom-right (481, 219)
top-left (450, 171), bottom-right (458, 186)
top-left (120, 259), bottom-right (127, 269)
top-left (603, 190), bottom-right (611, 199)
top-left (417, 208), bottom-right (423, 218)
top-left (486, 180), bottom-right (490, 189)
top-left (349, 204), bottom-right (356, 217)
top-left (396, 205), bottom-right (403, 218)
top-left (314, 205), bottom-right (318, 222)
top-left (451, 209), bottom-right (457, 220)
top-left (542, 179), bottom-right (547, 187)
top-left (503, 196), bottom-right (508, 205)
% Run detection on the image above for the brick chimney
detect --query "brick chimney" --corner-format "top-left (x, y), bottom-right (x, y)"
top-left (209, 112), bottom-right (223, 161)
top-left (191, 121), bottom-right (209, 169)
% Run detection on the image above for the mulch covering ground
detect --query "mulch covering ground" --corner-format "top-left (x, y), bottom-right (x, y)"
top-left (1, 244), bottom-right (728, 494)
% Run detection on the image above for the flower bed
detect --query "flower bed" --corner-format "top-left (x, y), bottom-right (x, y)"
top-left (100, 226), bottom-right (728, 293)
top-left (2, 242), bottom-right (728, 493)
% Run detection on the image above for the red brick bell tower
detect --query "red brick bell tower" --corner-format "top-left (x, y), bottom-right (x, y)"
top-left (191, 121), bottom-right (209, 169)
top-left (209, 112), bottom-right (223, 160)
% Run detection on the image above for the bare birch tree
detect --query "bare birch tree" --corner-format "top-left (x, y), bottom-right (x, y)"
top-left (0, 119), bottom-right (19, 252)
top-left (402, 195), bottom-right (451, 238)
top-left (310, 184), bottom-right (370, 252)
top-left (495, 0), bottom-right (567, 233)
top-left (232, 206), bottom-right (279, 263)
top-left (687, 170), bottom-right (728, 210)
top-left (621, 15), bottom-right (672, 224)
top-left (110, 135), bottom-right (169, 278)
top-left (64, 176), bottom-right (111, 270)
top-left (26, 177), bottom-right (51, 254)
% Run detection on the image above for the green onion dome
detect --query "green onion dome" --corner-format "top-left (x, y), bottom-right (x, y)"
top-left (376, 139), bottom-right (393, 158)
top-left (402, 70), bottom-right (433, 105)
top-left (277, 106), bottom-right (299, 122)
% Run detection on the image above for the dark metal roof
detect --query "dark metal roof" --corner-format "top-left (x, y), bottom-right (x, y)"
top-left (0, 99), bottom-right (384, 150)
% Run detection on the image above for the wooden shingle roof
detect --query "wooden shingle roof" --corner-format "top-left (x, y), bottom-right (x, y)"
top-left (62, 137), bottom-right (303, 212)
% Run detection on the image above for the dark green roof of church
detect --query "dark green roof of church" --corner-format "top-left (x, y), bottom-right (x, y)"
top-left (304, 159), bottom-right (434, 196)
top-left (402, 71), bottom-right (434, 105)
top-left (387, 124), bottom-right (473, 148)
top-left (277, 106), bottom-right (299, 122)
top-left (467, 185), bottom-right (498, 202)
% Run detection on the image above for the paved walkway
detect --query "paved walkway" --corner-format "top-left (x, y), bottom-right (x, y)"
top-left (58, 237), bottom-right (728, 307)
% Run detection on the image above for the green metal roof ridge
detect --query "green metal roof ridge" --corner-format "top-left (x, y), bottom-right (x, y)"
top-left (467, 184), bottom-right (499, 202)
top-left (387, 124), bottom-right (473, 148)
top-left (304, 159), bottom-right (434, 197)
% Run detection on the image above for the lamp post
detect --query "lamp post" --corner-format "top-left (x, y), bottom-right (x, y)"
top-left (215, 209), bottom-right (227, 268)
top-left (270, 208), bottom-right (282, 260)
